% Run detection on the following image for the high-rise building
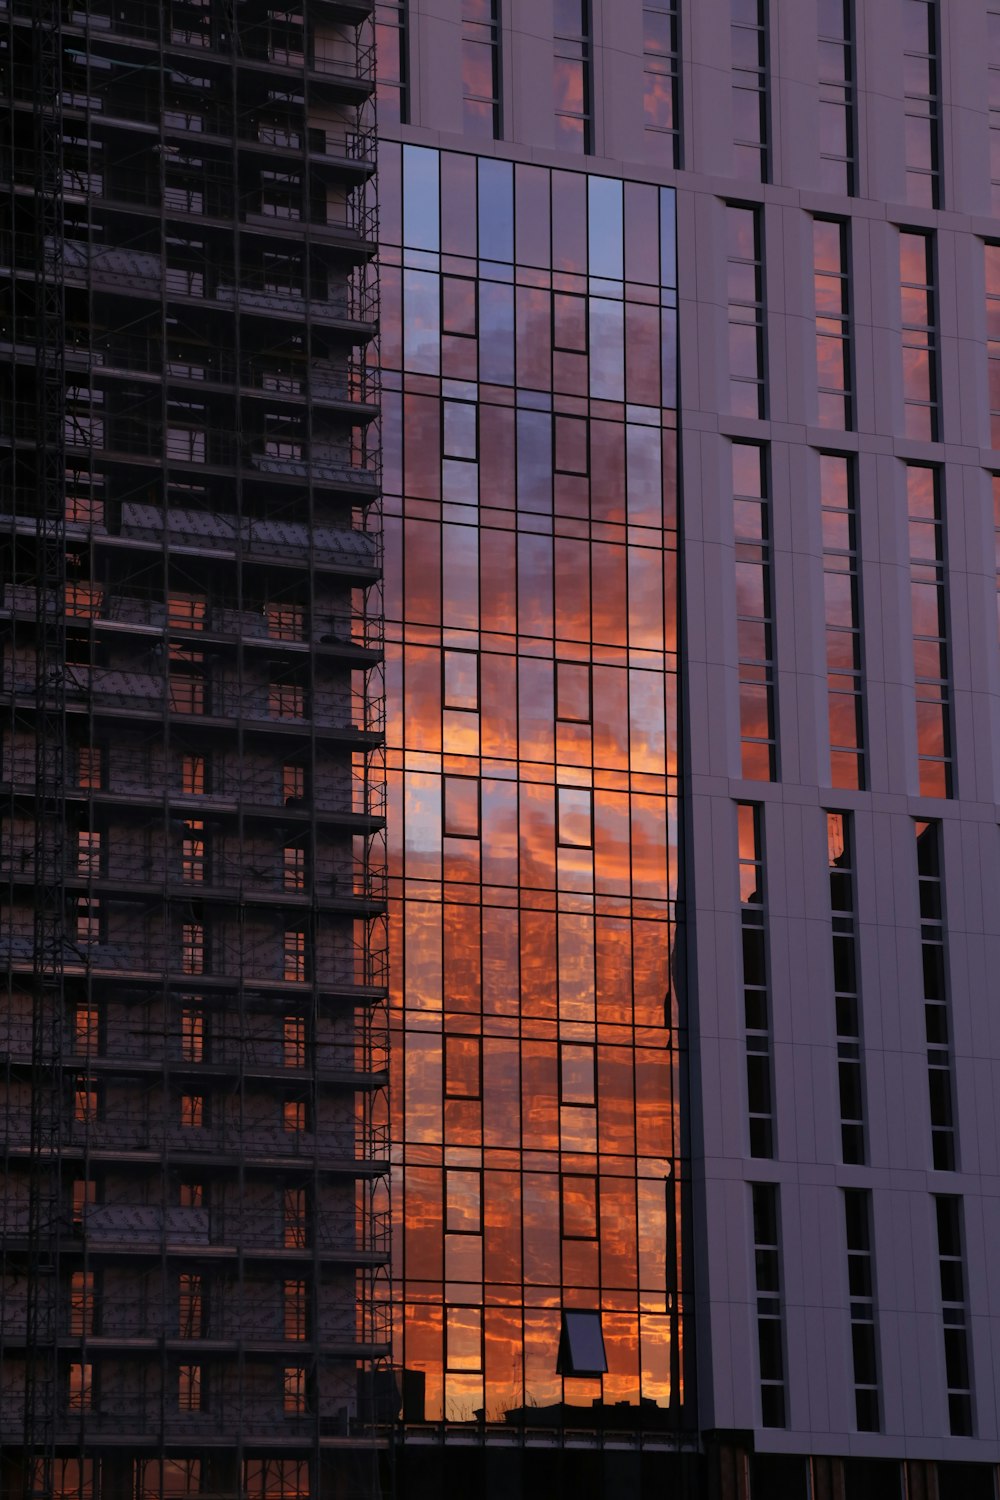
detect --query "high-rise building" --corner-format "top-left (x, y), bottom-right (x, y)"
top-left (381, 3), bottom-right (1000, 1500)
top-left (0, 2), bottom-right (387, 1498)
top-left (7, 2), bottom-right (1000, 1499)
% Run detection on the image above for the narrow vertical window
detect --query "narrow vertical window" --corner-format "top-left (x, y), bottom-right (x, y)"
top-left (935, 1197), bottom-right (973, 1436)
top-left (739, 804), bottom-right (775, 1159)
top-left (727, 206), bottom-right (765, 418)
top-left (916, 821), bottom-right (957, 1171)
top-left (902, 0), bottom-right (940, 208)
top-left (643, 0), bottom-right (680, 166)
top-left (986, 244), bottom-right (1000, 449)
top-left (731, 0), bottom-right (768, 182)
top-left (900, 231), bottom-right (938, 441)
top-left (375, 2), bottom-right (408, 125)
top-left (462, 0), bottom-right (501, 140)
top-left (553, 0), bottom-right (592, 153)
top-left (818, 0), bottom-right (855, 194)
top-left (733, 444), bottom-right (776, 781)
top-left (990, 6), bottom-right (1000, 214)
top-left (821, 454), bottom-right (865, 788)
top-left (907, 466), bottom-right (951, 797)
top-left (828, 814), bottom-right (866, 1163)
top-left (843, 1190), bottom-right (881, 1432)
top-left (993, 476), bottom-right (1000, 646)
top-left (814, 219), bottom-right (852, 429)
top-left (751, 1183), bottom-right (786, 1426)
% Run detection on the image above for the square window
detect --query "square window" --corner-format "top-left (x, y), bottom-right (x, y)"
top-left (168, 594), bottom-right (206, 632)
top-left (270, 683), bottom-right (306, 720)
top-left (445, 1169), bottom-right (482, 1233)
top-left (443, 651), bottom-right (479, 711)
top-left (443, 776), bottom-right (480, 838)
top-left (442, 276), bottom-right (477, 337)
top-left (444, 1034), bottom-right (481, 1099)
top-left (559, 1043), bottom-right (595, 1105)
top-left (557, 1310), bottom-right (607, 1377)
top-left (561, 1175), bottom-right (598, 1239)
top-left (557, 786), bottom-right (593, 848)
top-left (445, 1306), bottom-right (482, 1372)
top-left (554, 415), bottom-right (588, 475)
top-left (443, 401), bottom-right (478, 461)
top-left (179, 1181), bottom-right (204, 1209)
top-left (556, 661), bottom-right (591, 722)
top-left (267, 602), bottom-right (305, 641)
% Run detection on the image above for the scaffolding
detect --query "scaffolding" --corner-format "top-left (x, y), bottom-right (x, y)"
top-left (0, 2), bottom-right (387, 1496)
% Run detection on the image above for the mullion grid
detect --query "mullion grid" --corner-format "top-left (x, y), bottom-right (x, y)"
top-left (751, 1183), bottom-right (786, 1427)
top-left (642, 0), bottom-right (680, 167)
top-left (814, 218), bottom-right (852, 431)
top-left (738, 804), bottom-right (775, 1159)
top-left (827, 814), bottom-right (866, 1164)
top-left (843, 1189), bottom-right (881, 1432)
top-left (915, 820), bottom-right (957, 1172)
top-left (818, 0), bottom-right (856, 195)
top-left (731, 0), bottom-right (769, 182)
top-left (986, 244), bottom-right (1000, 449)
top-left (553, 0), bottom-right (592, 153)
top-left (990, 5), bottom-right (1000, 215)
top-left (821, 454), bottom-right (864, 789)
top-left (733, 443), bottom-right (776, 781)
top-left (902, 0), bottom-right (940, 208)
top-left (727, 205), bottom-right (766, 419)
top-left (935, 1196), bottom-right (974, 1436)
top-left (375, 1), bottom-right (408, 125)
top-left (907, 465), bottom-right (951, 798)
top-left (461, 0), bottom-right (501, 141)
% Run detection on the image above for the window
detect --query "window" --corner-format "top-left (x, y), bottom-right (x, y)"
top-left (77, 746), bottom-right (103, 790)
top-left (284, 1187), bottom-right (308, 1249)
top-left (731, 0), bottom-right (768, 181)
top-left (751, 1183), bottom-right (786, 1427)
top-left (181, 821), bottom-right (205, 883)
top-left (561, 1175), bottom-right (598, 1239)
top-left (739, 804), bottom-right (774, 1159)
top-left (821, 454), bottom-right (864, 788)
top-left (267, 602), bottom-right (305, 642)
top-left (733, 443), bottom-right (776, 780)
top-left (168, 594), bottom-right (206, 632)
top-left (643, 0), bottom-right (680, 165)
top-left (65, 583), bottom-right (102, 620)
top-left (446, 1169), bottom-right (482, 1234)
top-left (283, 764), bottom-right (306, 806)
top-left (907, 466), bottom-right (951, 797)
top-left (284, 1279), bottom-right (307, 1340)
top-left (180, 1006), bottom-right (204, 1062)
top-left (818, 0), bottom-right (855, 194)
top-left (270, 682), bottom-right (306, 720)
top-left (990, 6), bottom-right (1000, 214)
top-left (179, 1181), bottom-right (204, 1209)
top-left (462, 0), bottom-right (500, 139)
top-left (283, 1366), bottom-right (307, 1414)
top-left (986, 245), bottom-right (1000, 449)
top-left (76, 900), bottom-right (102, 945)
top-left (556, 661), bottom-right (591, 723)
top-left (844, 1190), bottom-right (880, 1431)
top-left (554, 415), bottom-right (588, 475)
top-left (178, 1364), bottom-right (203, 1412)
top-left (827, 814), bottom-right (866, 1163)
top-left (180, 753), bottom-right (206, 796)
top-left (283, 1099), bottom-right (307, 1133)
top-left (444, 1034), bottom-right (481, 1099)
top-left (446, 1306), bottom-right (483, 1372)
top-left (375, 1), bottom-right (407, 124)
top-left (726, 206), bottom-right (765, 418)
top-left (68, 1362), bottom-right (93, 1411)
top-left (443, 776), bottom-right (480, 838)
top-left (72, 1179), bottom-right (97, 1226)
top-left (168, 669), bottom-right (205, 716)
top-left (74, 1006), bottom-right (99, 1056)
top-left (935, 1197), bottom-right (973, 1435)
top-left (77, 830), bottom-right (102, 877)
top-left (135, 1459), bottom-right (201, 1498)
top-left (179, 1273), bottom-right (204, 1338)
top-left (180, 1094), bottom-right (205, 1129)
top-left (69, 1271), bottom-right (95, 1336)
top-left (181, 922), bottom-right (205, 976)
top-left (283, 930), bottom-right (307, 983)
top-left (443, 401), bottom-right (478, 461)
top-left (283, 1018), bottom-right (306, 1068)
top-left (903, 0), bottom-right (940, 207)
top-left (900, 231), bottom-right (938, 441)
top-left (557, 1309), bottom-right (607, 1377)
top-left (259, 169), bottom-right (302, 220)
top-left (553, 0), bottom-right (592, 153)
top-left (443, 651), bottom-right (479, 711)
top-left (814, 219), bottom-right (852, 429)
top-left (283, 845), bottom-right (306, 892)
top-left (559, 1043), bottom-right (595, 1105)
top-left (74, 1085), bottom-right (98, 1124)
top-left (556, 786), bottom-right (592, 848)
top-left (443, 277), bottom-right (477, 338)
top-left (916, 821), bottom-right (956, 1171)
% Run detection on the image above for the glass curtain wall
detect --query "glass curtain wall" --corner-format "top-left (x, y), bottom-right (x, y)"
top-left (379, 144), bottom-right (685, 1428)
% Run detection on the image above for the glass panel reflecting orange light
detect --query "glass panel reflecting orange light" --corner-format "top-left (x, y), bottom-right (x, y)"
top-left (381, 145), bottom-right (683, 1425)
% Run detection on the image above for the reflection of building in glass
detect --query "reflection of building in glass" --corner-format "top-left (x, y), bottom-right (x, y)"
top-left (384, 4), bottom-right (1000, 1499)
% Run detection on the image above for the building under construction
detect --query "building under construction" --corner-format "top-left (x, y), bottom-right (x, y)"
top-left (0, 1), bottom-right (387, 1496)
